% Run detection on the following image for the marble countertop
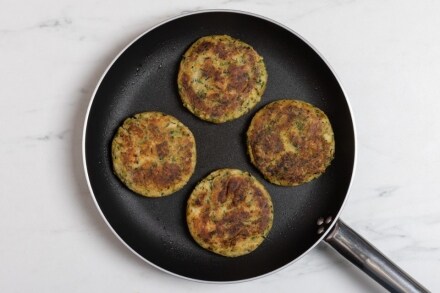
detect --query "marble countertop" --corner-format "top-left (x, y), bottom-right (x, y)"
top-left (1, 0), bottom-right (439, 292)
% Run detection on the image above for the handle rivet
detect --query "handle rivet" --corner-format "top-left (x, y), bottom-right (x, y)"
top-left (317, 217), bottom-right (324, 225)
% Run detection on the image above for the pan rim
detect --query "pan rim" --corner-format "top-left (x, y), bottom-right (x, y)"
top-left (81, 8), bottom-right (358, 283)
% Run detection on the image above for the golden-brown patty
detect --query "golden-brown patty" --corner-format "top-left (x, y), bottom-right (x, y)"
top-left (111, 112), bottom-right (196, 197)
top-left (177, 35), bottom-right (268, 123)
top-left (186, 169), bottom-right (273, 257)
top-left (247, 100), bottom-right (335, 186)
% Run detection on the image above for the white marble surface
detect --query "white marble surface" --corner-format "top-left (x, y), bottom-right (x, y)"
top-left (1, 0), bottom-right (439, 292)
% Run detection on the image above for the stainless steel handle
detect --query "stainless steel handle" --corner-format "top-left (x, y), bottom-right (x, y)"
top-left (325, 220), bottom-right (430, 293)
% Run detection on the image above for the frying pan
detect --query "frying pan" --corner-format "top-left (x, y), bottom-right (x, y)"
top-left (82, 10), bottom-right (428, 292)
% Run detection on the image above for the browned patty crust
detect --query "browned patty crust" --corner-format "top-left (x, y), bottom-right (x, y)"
top-left (247, 100), bottom-right (335, 186)
top-left (186, 169), bottom-right (274, 257)
top-left (177, 35), bottom-right (268, 123)
top-left (111, 112), bottom-right (196, 197)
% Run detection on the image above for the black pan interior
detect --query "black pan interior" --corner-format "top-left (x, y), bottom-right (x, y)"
top-left (85, 11), bottom-right (355, 281)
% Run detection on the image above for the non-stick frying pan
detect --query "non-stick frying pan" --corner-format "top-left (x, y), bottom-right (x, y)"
top-left (82, 10), bottom-right (428, 292)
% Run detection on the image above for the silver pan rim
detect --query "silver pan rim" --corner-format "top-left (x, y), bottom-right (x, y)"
top-left (81, 8), bottom-right (358, 284)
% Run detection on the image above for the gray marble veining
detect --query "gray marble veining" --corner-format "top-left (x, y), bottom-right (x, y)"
top-left (0, 0), bottom-right (439, 292)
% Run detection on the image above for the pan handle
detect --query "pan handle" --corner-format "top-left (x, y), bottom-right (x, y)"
top-left (325, 219), bottom-right (429, 293)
